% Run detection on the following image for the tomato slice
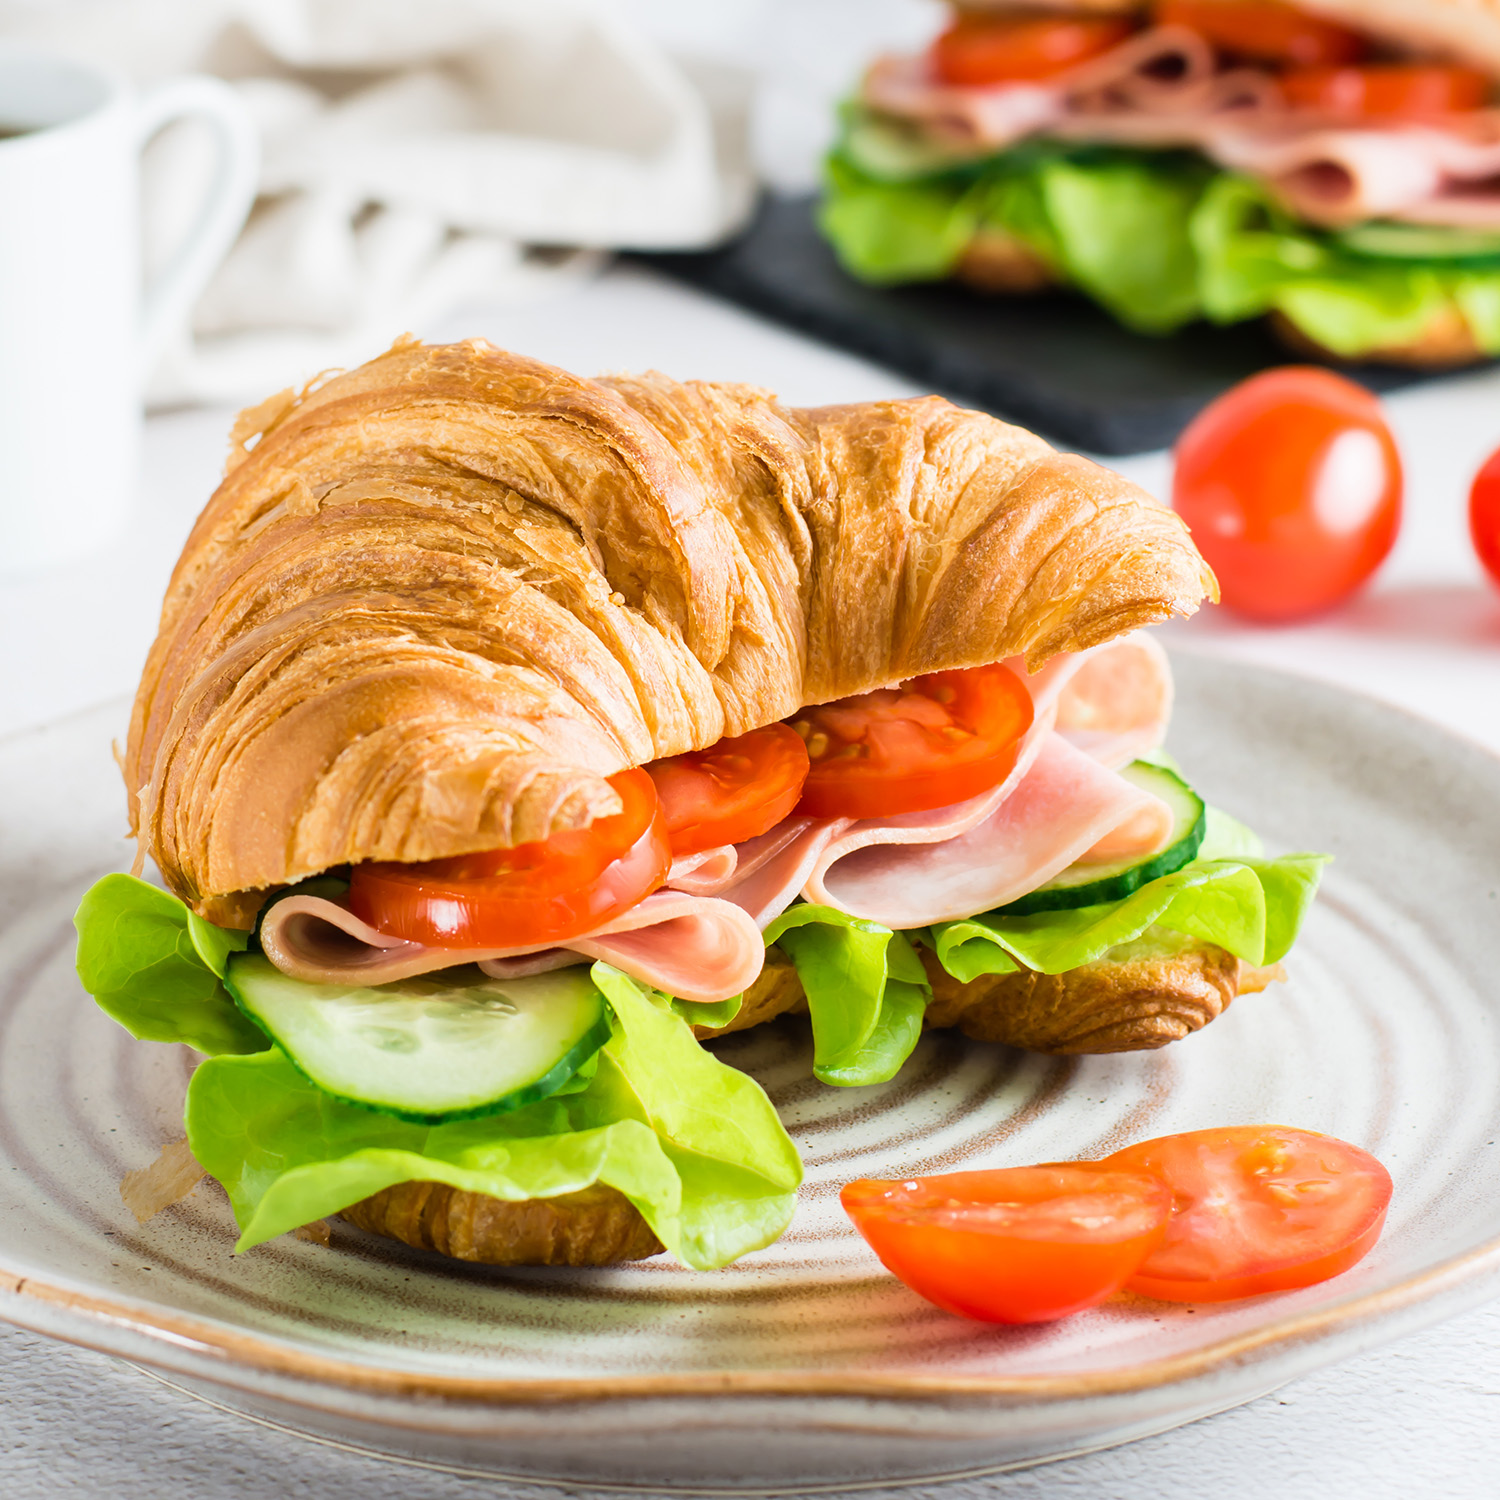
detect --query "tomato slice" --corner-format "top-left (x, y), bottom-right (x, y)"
top-left (788, 661), bottom-right (1034, 821)
top-left (1155, 1), bottom-right (1364, 66)
top-left (931, 14), bottom-right (1135, 87)
top-left (1281, 65), bottom-right (1490, 120)
top-left (347, 768), bottom-right (669, 948)
top-left (1104, 1126), bottom-right (1392, 1303)
top-left (645, 724), bottom-right (810, 857)
top-left (1171, 367), bottom-right (1402, 621)
top-left (842, 1168), bottom-right (1172, 1324)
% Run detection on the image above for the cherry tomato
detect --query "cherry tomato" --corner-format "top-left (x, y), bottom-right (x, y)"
top-left (1469, 444), bottom-right (1500, 588)
top-left (841, 1167), bottom-right (1172, 1324)
top-left (1171, 367), bottom-right (1402, 621)
top-left (645, 724), bottom-right (810, 857)
top-left (348, 768), bottom-right (669, 948)
top-left (1155, 1), bottom-right (1364, 66)
top-left (1104, 1125), bottom-right (1392, 1302)
top-left (1281, 64), bottom-right (1489, 119)
top-left (931, 15), bottom-right (1135, 87)
top-left (788, 661), bottom-right (1035, 821)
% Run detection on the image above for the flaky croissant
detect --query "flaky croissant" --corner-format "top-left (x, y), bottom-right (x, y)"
top-left (126, 336), bottom-right (1214, 922)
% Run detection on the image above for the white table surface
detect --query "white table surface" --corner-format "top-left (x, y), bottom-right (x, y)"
top-left (4, 263), bottom-right (1500, 1498)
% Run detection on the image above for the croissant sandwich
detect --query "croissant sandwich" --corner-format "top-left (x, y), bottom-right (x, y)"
top-left (74, 338), bottom-right (1326, 1270)
top-left (825, 0), bottom-right (1500, 366)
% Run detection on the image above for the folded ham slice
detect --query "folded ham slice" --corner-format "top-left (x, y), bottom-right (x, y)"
top-left (861, 24), bottom-right (1500, 232)
top-left (1054, 634), bottom-right (1173, 770)
top-left (259, 638), bottom-right (1177, 998)
top-left (258, 889), bottom-right (764, 1002)
top-left (804, 731), bottom-right (1169, 929)
top-left (703, 637), bottom-right (1175, 931)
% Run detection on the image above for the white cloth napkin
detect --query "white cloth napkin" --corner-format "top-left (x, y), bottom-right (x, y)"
top-left (1, 0), bottom-right (754, 404)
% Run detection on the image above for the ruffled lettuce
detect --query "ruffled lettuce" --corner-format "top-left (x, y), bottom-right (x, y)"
top-left (1190, 174), bottom-right (1500, 357)
top-left (820, 118), bottom-right (1500, 356)
top-left (768, 806), bottom-right (1325, 1084)
top-left (822, 141), bottom-right (1208, 332)
top-left (186, 964), bottom-right (801, 1268)
top-left (74, 877), bottom-right (799, 1269)
top-left (764, 906), bottom-right (929, 1087)
top-left (74, 874), bottom-right (264, 1056)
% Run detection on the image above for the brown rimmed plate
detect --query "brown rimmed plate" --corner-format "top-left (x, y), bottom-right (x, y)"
top-left (2, 653), bottom-right (1499, 1492)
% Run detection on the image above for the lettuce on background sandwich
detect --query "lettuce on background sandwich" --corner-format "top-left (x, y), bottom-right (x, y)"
top-left (75, 338), bottom-right (1324, 1269)
top-left (824, 0), bottom-right (1500, 364)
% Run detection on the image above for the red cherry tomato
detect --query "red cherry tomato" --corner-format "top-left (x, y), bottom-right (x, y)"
top-left (788, 661), bottom-right (1035, 821)
top-left (645, 724), bottom-right (810, 857)
top-left (1172, 367), bottom-right (1402, 621)
top-left (841, 1167), bottom-right (1172, 1324)
top-left (1155, 1), bottom-right (1365, 66)
top-left (1469, 445), bottom-right (1500, 588)
top-left (1281, 65), bottom-right (1489, 119)
top-left (1104, 1126), bottom-right (1392, 1303)
top-left (931, 15), bottom-right (1135, 87)
top-left (348, 768), bottom-right (669, 947)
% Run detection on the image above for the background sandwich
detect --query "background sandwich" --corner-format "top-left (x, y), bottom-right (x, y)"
top-left (823, 0), bottom-right (1500, 364)
top-left (75, 338), bottom-right (1325, 1269)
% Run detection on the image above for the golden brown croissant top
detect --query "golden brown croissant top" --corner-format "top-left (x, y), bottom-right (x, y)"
top-left (125, 337), bottom-right (1215, 923)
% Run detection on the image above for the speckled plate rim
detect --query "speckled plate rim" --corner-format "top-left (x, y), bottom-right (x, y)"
top-left (5, 666), bottom-right (1500, 1415)
top-left (1, 1234), bottom-right (1498, 1408)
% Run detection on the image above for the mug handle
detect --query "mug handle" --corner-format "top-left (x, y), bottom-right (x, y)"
top-left (134, 75), bottom-right (260, 374)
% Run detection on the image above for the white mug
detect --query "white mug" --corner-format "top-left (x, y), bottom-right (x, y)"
top-left (0, 45), bottom-right (258, 573)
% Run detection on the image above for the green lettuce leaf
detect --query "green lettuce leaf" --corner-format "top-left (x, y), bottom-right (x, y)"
top-left (75, 874), bottom-right (265, 1056)
top-left (1020, 152), bottom-right (1207, 333)
top-left (818, 151), bottom-right (981, 283)
top-left (1190, 173), bottom-right (1500, 356)
top-left (186, 963), bottom-right (800, 1269)
top-left (820, 144), bottom-right (1207, 330)
top-left (924, 850), bottom-right (1327, 983)
top-left (764, 906), bottom-right (930, 1087)
top-left (821, 122), bottom-right (1500, 355)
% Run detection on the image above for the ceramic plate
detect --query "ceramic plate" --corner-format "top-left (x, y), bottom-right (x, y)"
top-left (3, 653), bottom-right (1500, 1493)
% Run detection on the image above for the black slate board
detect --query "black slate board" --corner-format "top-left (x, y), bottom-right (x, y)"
top-left (637, 194), bottom-right (1456, 455)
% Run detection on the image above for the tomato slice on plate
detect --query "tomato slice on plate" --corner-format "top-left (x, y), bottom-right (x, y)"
top-left (348, 768), bottom-right (669, 948)
top-left (931, 14), bottom-right (1135, 87)
top-left (1280, 64), bottom-right (1489, 120)
top-left (842, 1168), bottom-right (1172, 1324)
top-left (645, 724), bottom-right (810, 857)
top-left (1171, 367), bottom-right (1402, 621)
top-left (1104, 1125), bottom-right (1393, 1303)
top-left (787, 661), bottom-right (1034, 821)
top-left (1155, 1), bottom-right (1364, 66)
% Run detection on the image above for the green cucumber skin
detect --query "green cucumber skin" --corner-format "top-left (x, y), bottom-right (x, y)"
top-left (996, 764), bottom-right (1207, 918)
top-left (222, 961), bottom-right (612, 1127)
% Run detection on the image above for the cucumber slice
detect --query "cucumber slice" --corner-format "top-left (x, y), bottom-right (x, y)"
top-left (1336, 222), bottom-right (1500, 264)
top-left (996, 762), bottom-right (1206, 917)
top-left (224, 953), bottom-right (610, 1124)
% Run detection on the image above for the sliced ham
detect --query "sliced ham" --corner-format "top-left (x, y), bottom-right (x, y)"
top-left (666, 844), bottom-right (738, 896)
top-left (1054, 633), bottom-right (1173, 770)
top-left (805, 732), bottom-right (1170, 929)
top-left (860, 22), bottom-right (1500, 233)
top-left (862, 53), bottom-right (1063, 150)
top-left (258, 889), bottom-right (763, 1003)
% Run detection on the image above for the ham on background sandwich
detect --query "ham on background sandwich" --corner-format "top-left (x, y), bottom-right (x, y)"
top-left (825, 0), bottom-right (1500, 364)
top-left (74, 338), bottom-right (1325, 1270)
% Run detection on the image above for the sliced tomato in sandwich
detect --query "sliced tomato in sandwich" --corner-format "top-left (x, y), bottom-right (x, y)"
top-left (788, 661), bottom-right (1034, 820)
top-left (646, 724), bottom-right (810, 856)
top-left (348, 768), bottom-right (669, 948)
top-left (1280, 64), bottom-right (1490, 120)
top-left (1155, 1), bottom-right (1365, 66)
top-left (931, 14), bottom-right (1135, 87)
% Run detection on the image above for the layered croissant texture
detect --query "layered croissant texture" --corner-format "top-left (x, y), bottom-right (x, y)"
top-left (126, 337), bottom-right (1215, 922)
